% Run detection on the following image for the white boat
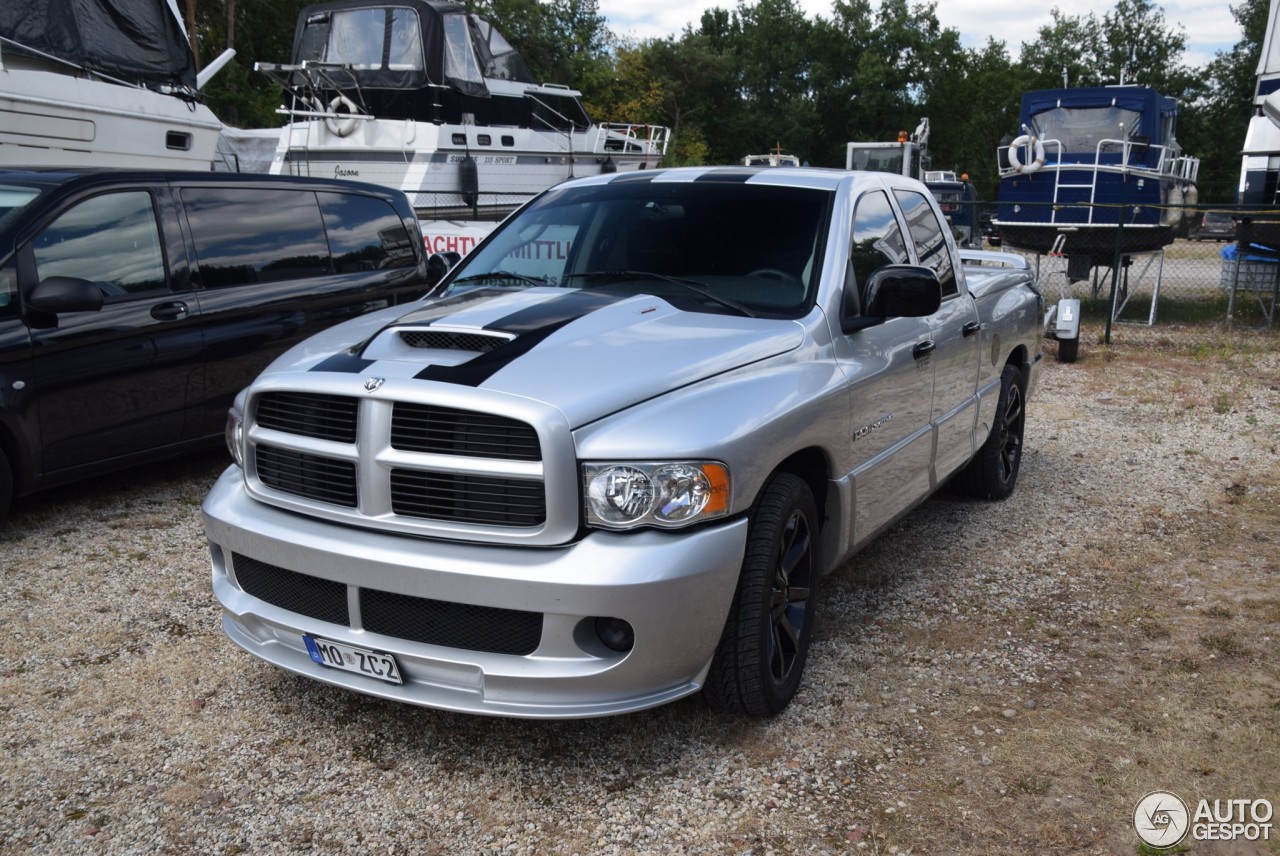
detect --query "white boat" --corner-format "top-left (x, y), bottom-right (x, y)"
top-left (0, 0), bottom-right (227, 171)
top-left (1238, 0), bottom-right (1280, 247)
top-left (257, 0), bottom-right (669, 220)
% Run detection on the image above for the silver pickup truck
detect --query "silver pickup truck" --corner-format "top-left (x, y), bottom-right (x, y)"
top-left (203, 167), bottom-right (1044, 719)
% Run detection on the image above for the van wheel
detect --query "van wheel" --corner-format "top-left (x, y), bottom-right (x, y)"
top-left (954, 364), bottom-right (1025, 500)
top-left (705, 473), bottom-right (817, 716)
top-left (0, 449), bottom-right (12, 523)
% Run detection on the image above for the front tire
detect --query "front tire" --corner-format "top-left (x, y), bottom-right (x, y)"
top-left (705, 473), bottom-right (818, 716)
top-left (953, 364), bottom-right (1026, 500)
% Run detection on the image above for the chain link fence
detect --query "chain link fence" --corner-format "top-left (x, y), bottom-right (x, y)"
top-left (972, 202), bottom-right (1280, 356)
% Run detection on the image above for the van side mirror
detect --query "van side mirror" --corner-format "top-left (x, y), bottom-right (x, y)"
top-left (27, 276), bottom-right (105, 314)
top-left (842, 264), bottom-right (942, 333)
top-left (426, 251), bottom-right (462, 289)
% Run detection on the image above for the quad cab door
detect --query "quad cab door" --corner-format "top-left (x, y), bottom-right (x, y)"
top-left (834, 188), bottom-right (937, 544)
top-left (890, 188), bottom-right (983, 483)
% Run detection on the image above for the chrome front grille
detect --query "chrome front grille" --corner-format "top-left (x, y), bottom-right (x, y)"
top-left (389, 469), bottom-right (545, 526)
top-left (391, 403), bottom-right (541, 460)
top-left (246, 387), bottom-right (560, 538)
top-left (255, 446), bottom-right (357, 507)
top-left (256, 391), bottom-right (358, 442)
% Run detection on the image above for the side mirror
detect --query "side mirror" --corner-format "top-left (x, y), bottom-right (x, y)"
top-left (842, 264), bottom-right (942, 333)
top-left (426, 251), bottom-right (462, 289)
top-left (27, 276), bottom-right (105, 314)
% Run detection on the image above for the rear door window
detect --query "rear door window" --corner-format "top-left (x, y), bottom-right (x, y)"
top-left (318, 192), bottom-right (416, 271)
top-left (182, 188), bottom-right (330, 288)
top-left (892, 189), bottom-right (957, 297)
top-left (851, 190), bottom-right (910, 306)
top-left (31, 191), bottom-right (167, 297)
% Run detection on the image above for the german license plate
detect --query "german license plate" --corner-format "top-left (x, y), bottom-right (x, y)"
top-left (303, 635), bottom-right (403, 685)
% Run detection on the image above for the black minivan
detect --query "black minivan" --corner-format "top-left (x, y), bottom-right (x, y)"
top-left (0, 168), bottom-right (434, 520)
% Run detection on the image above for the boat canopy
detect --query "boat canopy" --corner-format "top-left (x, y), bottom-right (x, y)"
top-left (1020, 86), bottom-right (1179, 149)
top-left (291, 0), bottom-right (535, 98)
top-left (0, 0), bottom-right (197, 90)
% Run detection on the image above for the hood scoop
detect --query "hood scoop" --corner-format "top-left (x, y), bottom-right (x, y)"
top-left (399, 329), bottom-right (511, 353)
top-left (361, 325), bottom-right (515, 365)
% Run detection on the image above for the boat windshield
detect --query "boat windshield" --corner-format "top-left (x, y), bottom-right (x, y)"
top-left (0, 185), bottom-right (41, 231)
top-left (298, 8), bottom-right (424, 71)
top-left (444, 182), bottom-right (833, 318)
top-left (1031, 106), bottom-right (1142, 152)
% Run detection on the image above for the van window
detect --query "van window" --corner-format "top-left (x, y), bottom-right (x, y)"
top-left (31, 191), bottom-right (167, 297)
top-left (183, 188), bottom-right (330, 288)
top-left (0, 261), bottom-right (15, 317)
top-left (318, 193), bottom-right (416, 271)
top-left (893, 189), bottom-right (957, 297)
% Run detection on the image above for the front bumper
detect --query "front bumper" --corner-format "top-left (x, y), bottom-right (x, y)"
top-left (202, 467), bottom-right (748, 718)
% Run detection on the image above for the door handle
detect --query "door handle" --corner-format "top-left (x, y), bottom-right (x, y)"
top-left (150, 301), bottom-right (189, 321)
top-left (913, 340), bottom-right (936, 359)
top-left (962, 320), bottom-right (982, 337)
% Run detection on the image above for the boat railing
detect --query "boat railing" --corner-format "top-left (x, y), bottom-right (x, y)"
top-left (997, 135), bottom-right (1197, 183)
top-left (591, 124), bottom-right (671, 158)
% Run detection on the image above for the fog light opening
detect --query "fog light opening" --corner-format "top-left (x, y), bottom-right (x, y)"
top-left (594, 617), bottom-right (635, 653)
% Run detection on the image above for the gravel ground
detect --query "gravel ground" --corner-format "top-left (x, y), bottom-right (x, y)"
top-left (1, 346), bottom-right (1278, 855)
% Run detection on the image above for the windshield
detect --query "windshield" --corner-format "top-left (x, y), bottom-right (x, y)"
top-left (0, 184), bottom-right (41, 231)
top-left (444, 181), bottom-right (833, 317)
top-left (1031, 106), bottom-right (1142, 152)
top-left (298, 8), bottom-right (424, 71)
top-left (848, 145), bottom-right (906, 176)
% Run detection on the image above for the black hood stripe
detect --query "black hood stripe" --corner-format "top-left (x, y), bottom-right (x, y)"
top-left (483, 290), bottom-right (625, 333)
top-left (416, 290), bottom-right (628, 387)
top-left (312, 352), bottom-right (376, 374)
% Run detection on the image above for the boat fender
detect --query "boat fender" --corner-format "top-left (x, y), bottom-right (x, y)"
top-left (1163, 184), bottom-right (1184, 226)
top-left (600, 156), bottom-right (617, 174)
top-left (459, 155), bottom-right (479, 208)
top-left (1009, 135), bottom-right (1045, 174)
top-left (1183, 185), bottom-right (1199, 209)
top-left (325, 95), bottom-right (360, 137)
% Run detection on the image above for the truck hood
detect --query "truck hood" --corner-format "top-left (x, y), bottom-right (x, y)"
top-left (268, 287), bottom-right (805, 427)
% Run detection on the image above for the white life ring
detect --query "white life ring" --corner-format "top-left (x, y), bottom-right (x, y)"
top-left (325, 94), bottom-right (359, 137)
top-left (1009, 135), bottom-right (1045, 174)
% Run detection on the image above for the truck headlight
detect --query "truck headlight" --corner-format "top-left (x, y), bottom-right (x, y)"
top-left (583, 462), bottom-right (730, 529)
top-left (224, 407), bottom-right (244, 469)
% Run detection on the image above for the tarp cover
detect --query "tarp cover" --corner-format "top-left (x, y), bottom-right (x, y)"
top-left (0, 0), bottom-right (197, 90)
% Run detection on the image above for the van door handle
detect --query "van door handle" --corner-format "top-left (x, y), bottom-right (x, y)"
top-left (962, 320), bottom-right (982, 337)
top-left (913, 340), bottom-right (936, 360)
top-left (150, 301), bottom-right (189, 321)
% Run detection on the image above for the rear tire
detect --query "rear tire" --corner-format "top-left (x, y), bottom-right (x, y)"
top-left (953, 364), bottom-right (1025, 500)
top-left (705, 472), bottom-right (817, 716)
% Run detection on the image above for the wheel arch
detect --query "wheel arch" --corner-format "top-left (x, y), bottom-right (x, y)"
top-left (764, 446), bottom-right (838, 575)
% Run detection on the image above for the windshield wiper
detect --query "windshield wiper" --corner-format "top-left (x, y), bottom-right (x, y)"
top-left (562, 270), bottom-right (757, 318)
top-left (450, 270), bottom-right (550, 288)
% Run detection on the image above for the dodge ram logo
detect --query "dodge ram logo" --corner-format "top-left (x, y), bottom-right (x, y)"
top-left (363, 377), bottom-right (385, 392)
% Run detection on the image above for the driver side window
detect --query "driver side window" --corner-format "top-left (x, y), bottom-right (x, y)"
top-left (31, 191), bottom-right (167, 298)
top-left (851, 190), bottom-right (909, 306)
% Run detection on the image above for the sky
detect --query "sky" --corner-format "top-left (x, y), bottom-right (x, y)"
top-left (597, 0), bottom-right (1244, 70)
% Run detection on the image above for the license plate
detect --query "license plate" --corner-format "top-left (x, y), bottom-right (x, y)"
top-left (304, 635), bottom-right (403, 685)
